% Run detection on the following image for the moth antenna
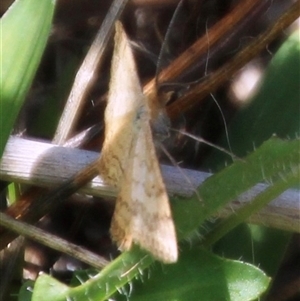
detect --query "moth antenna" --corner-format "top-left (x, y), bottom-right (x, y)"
top-left (172, 128), bottom-right (239, 161)
top-left (209, 92), bottom-right (233, 155)
top-left (187, 18), bottom-right (231, 156)
top-left (204, 17), bottom-right (210, 77)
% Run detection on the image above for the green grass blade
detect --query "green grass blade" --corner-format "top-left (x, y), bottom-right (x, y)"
top-left (0, 0), bottom-right (56, 157)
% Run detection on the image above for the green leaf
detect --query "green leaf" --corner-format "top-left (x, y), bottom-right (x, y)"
top-left (202, 29), bottom-right (300, 285)
top-left (33, 247), bottom-right (270, 301)
top-left (18, 280), bottom-right (35, 301)
top-left (0, 0), bottom-right (56, 157)
top-left (174, 137), bottom-right (299, 240)
top-left (204, 29), bottom-right (300, 169)
top-left (32, 247), bottom-right (154, 301)
top-left (202, 164), bottom-right (298, 247)
top-left (213, 224), bottom-right (292, 276)
top-left (112, 247), bottom-right (270, 301)
top-left (31, 275), bottom-right (70, 301)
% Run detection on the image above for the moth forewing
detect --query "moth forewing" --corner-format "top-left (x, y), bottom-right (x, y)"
top-left (98, 21), bottom-right (143, 187)
top-left (133, 123), bottom-right (178, 263)
top-left (98, 21), bottom-right (178, 263)
top-left (111, 107), bottom-right (178, 263)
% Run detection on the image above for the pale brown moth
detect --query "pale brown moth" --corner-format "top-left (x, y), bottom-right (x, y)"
top-left (98, 21), bottom-right (178, 263)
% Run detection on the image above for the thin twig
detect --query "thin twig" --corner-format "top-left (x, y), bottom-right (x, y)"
top-left (0, 237), bottom-right (24, 301)
top-left (53, 0), bottom-right (129, 144)
top-left (0, 212), bottom-right (109, 269)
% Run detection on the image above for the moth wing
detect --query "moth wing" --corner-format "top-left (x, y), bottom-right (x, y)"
top-left (99, 21), bottom-right (177, 263)
top-left (111, 121), bottom-right (178, 263)
top-left (98, 21), bottom-right (143, 186)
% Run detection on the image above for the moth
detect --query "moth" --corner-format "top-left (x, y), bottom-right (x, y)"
top-left (98, 21), bottom-right (178, 263)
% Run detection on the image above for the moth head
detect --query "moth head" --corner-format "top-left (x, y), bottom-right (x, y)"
top-left (151, 108), bottom-right (170, 142)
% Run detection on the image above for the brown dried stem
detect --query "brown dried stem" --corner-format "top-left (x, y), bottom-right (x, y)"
top-left (144, 0), bottom-right (264, 112)
top-left (167, 1), bottom-right (300, 117)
